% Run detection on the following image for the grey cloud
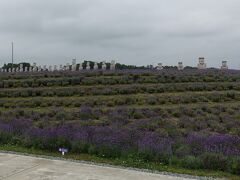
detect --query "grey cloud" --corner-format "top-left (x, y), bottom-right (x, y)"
top-left (0, 0), bottom-right (240, 68)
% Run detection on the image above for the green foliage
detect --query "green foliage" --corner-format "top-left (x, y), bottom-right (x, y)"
top-left (200, 153), bottom-right (229, 171)
top-left (181, 156), bottom-right (203, 169)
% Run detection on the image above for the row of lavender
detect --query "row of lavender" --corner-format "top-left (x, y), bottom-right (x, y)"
top-left (0, 118), bottom-right (239, 173)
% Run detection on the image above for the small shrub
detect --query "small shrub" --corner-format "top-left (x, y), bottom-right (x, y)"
top-left (200, 153), bottom-right (228, 171)
top-left (230, 158), bottom-right (240, 175)
top-left (181, 156), bottom-right (203, 169)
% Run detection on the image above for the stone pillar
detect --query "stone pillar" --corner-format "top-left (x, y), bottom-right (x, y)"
top-left (54, 65), bottom-right (58, 71)
top-left (102, 61), bottom-right (106, 71)
top-left (66, 63), bottom-right (70, 71)
top-left (59, 65), bottom-right (63, 71)
top-left (32, 63), bottom-right (37, 72)
top-left (86, 62), bottom-right (90, 70)
top-left (156, 63), bottom-right (163, 70)
top-left (221, 61), bottom-right (228, 70)
top-left (20, 64), bottom-right (23, 72)
top-left (178, 62), bottom-right (184, 70)
top-left (72, 59), bottom-right (76, 65)
top-left (79, 63), bottom-right (83, 71)
top-left (93, 62), bottom-right (98, 70)
top-left (24, 66), bottom-right (28, 72)
top-left (71, 64), bottom-right (77, 71)
top-left (110, 60), bottom-right (116, 70)
top-left (197, 57), bottom-right (207, 69)
top-left (72, 59), bottom-right (77, 71)
top-left (43, 65), bottom-right (47, 71)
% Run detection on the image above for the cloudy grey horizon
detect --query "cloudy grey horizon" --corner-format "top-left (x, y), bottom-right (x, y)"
top-left (0, 0), bottom-right (240, 69)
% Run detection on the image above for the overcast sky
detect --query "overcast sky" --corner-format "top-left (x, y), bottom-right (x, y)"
top-left (0, 0), bottom-right (240, 69)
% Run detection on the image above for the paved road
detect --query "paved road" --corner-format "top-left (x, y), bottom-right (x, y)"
top-left (0, 153), bottom-right (196, 180)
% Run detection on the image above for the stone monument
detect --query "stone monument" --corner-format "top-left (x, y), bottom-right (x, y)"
top-left (33, 63), bottom-right (37, 72)
top-left (197, 57), bottom-right (207, 69)
top-left (221, 61), bottom-right (228, 70)
top-left (102, 61), bottom-right (107, 70)
top-left (86, 62), bottom-right (90, 70)
top-left (93, 62), bottom-right (98, 70)
top-left (54, 65), bottom-right (58, 71)
top-left (66, 63), bottom-right (70, 71)
top-left (72, 59), bottom-right (77, 71)
top-left (43, 65), bottom-right (47, 71)
top-left (20, 64), bottom-right (23, 72)
top-left (59, 65), bottom-right (63, 71)
top-left (24, 66), bottom-right (28, 72)
top-left (79, 63), bottom-right (83, 70)
top-left (156, 63), bottom-right (163, 70)
top-left (110, 60), bottom-right (116, 70)
top-left (178, 62), bottom-right (184, 70)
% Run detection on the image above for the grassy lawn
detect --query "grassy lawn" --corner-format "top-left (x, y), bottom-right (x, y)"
top-left (0, 145), bottom-right (239, 180)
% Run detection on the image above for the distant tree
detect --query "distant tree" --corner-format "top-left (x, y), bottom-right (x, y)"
top-left (2, 62), bottom-right (30, 69)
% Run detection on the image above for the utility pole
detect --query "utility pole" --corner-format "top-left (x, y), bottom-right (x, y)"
top-left (11, 42), bottom-right (14, 68)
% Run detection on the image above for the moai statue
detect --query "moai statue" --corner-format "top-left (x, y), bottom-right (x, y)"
top-left (8, 68), bottom-right (12, 73)
top-left (29, 66), bottom-right (33, 72)
top-left (12, 68), bottom-right (15, 72)
top-left (197, 57), bottom-right (207, 69)
top-left (156, 63), bottom-right (163, 70)
top-left (66, 63), bottom-right (70, 71)
top-left (79, 63), bottom-right (83, 71)
top-left (3, 69), bottom-right (6, 73)
top-left (20, 64), bottom-right (24, 72)
top-left (110, 60), bottom-right (116, 70)
top-left (38, 66), bottom-right (42, 72)
top-left (24, 66), bottom-right (28, 72)
top-left (16, 67), bottom-right (19, 72)
top-left (49, 66), bottom-right (53, 72)
top-left (102, 61), bottom-right (107, 71)
top-left (93, 62), bottom-right (98, 70)
top-left (221, 61), bottom-right (228, 70)
top-left (86, 62), bottom-right (90, 70)
top-left (54, 65), bottom-right (58, 71)
top-left (0, 68), bottom-right (2, 73)
top-left (178, 62), bottom-right (184, 71)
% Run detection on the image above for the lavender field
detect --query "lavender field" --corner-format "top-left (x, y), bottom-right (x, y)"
top-left (0, 69), bottom-right (240, 175)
